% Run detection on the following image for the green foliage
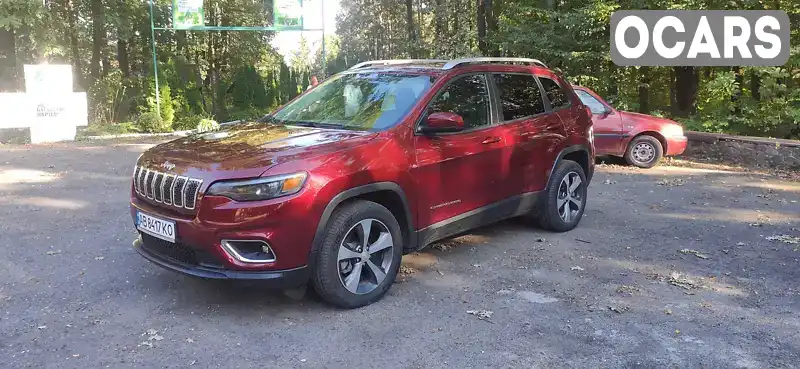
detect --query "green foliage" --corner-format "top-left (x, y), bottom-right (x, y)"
top-left (79, 122), bottom-right (139, 137)
top-left (196, 118), bottom-right (219, 133)
top-left (135, 112), bottom-right (170, 133)
top-left (4, 0), bottom-right (798, 139)
top-left (88, 71), bottom-right (126, 125)
top-left (226, 106), bottom-right (271, 122)
top-left (696, 71), bottom-right (738, 126)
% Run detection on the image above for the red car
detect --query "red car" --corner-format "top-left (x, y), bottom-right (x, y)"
top-left (572, 86), bottom-right (687, 168)
top-left (130, 58), bottom-right (595, 308)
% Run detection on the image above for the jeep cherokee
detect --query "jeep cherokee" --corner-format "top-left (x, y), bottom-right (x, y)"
top-left (130, 57), bottom-right (595, 308)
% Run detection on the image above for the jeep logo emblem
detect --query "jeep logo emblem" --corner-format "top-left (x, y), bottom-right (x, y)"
top-left (161, 161), bottom-right (176, 171)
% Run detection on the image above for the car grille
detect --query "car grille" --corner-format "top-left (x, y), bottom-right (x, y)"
top-left (139, 233), bottom-right (223, 268)
top-left (133, 166), bottom-right (203, 210)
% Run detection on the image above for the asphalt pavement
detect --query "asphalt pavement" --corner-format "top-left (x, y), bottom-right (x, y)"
top-left (1, 139), bottom-right (798, 368)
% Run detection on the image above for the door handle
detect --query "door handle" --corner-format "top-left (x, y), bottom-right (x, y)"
top-left (481, 136), bottom-right (501, 144)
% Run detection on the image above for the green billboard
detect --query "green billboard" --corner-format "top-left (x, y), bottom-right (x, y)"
top-left (274, 0), bottom-right (304, 29)
top-left (173, 0), bottom-right (205, 29)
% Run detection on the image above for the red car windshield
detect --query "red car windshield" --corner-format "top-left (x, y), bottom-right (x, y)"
top-left (271, 72), bottom-right (434, 131)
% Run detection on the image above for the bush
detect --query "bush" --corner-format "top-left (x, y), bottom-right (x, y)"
top-left (136, 112), bottom-right (171, 133)
top-left (78, 122), bottom-right (139, 137)
top-left (226, 107), bottom-right (271, 122)
top-left (173, 112), bottom-right (212, 131)
top-left (196, 118), bottom-right (219, 133)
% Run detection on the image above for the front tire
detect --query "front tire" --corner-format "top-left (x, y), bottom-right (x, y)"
top-left (311, 200), bottom-right (403, 308)
top-left (625, 135), bottom-right (663, 168)
top-left (534, 160), bottom-right (588, 232)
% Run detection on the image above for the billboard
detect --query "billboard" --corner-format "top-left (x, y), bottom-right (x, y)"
top-left (274, 0), bottom-right (304, 29)
top-left (173, 0), bottom-right (205, 29)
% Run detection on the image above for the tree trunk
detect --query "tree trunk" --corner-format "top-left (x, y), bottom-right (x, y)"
top-left (732, 66), bottom-right (744, 118)
top-left (606, 60), bottom-right (618, 101)
top-left (477, 0), bottom-right (486, 54)
top-left (638, 66), bottom-right (650, 113)
top-left (485, 0), bottom-right (499, 56)
top-left (405, 0), bottom-right (416, 58)
top-left (0, 27), bottom-right (18, 92)
top-left (750, 71), bottom-right (760, 101)
top-left (90, 0), bottom-right (106, 80)
top-left (673, 66), bottom-right (698, 117)
top-left (63, 0), bottom-right (84, 89)
top-left (117, 38), bottom-right (130, 78)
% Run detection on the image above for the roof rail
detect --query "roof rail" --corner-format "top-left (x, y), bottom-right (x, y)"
top-left (442, 57), bottom-right (547, 70)
top-left (349, 59), bottom-right (447, 70)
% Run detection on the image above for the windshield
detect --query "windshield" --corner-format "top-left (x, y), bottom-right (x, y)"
top-left (271, 72), bottom-right (434, 131)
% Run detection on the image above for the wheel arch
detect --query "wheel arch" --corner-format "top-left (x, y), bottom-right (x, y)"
top-left (310, 182), bottom-right (415, 268)
top-left (548, 145), bottom-right (593, 186)
top-left (628, 130), bottom-right (667, 154)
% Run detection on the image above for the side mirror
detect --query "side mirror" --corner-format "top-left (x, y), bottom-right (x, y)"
top-left (420, 112), bottom-right (464, 134)
top-left (603, 105), bottom-right (614, 116)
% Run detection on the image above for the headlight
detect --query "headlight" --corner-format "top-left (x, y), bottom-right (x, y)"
top-left (207, 172), bottom-right (307, 201)
top-left (662, 124), bottom-right (684, 137)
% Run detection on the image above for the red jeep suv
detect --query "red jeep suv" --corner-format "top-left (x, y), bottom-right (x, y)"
top-left (130, 58), bottom-right (595, 308)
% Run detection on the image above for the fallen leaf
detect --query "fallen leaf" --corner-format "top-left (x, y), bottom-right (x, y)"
top-left (608, 305), bottom-right (630, 314)
top-left (765, 234), bottom-right (800, 245)
top-left (679, 249), bottom-right (709, 259)
top-left (466, 309), bottom-right (494, 320)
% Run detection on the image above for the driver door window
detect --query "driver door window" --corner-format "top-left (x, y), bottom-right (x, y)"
top-left (575, 90), bottom-right (607, 114)
top-left (423, 74), bottom-right (490, 131)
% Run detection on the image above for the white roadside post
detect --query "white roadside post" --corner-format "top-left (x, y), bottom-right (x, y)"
top-left (0, 64), bottom-right (87, 144)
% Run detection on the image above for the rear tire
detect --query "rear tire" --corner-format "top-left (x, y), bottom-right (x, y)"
top-left (311, 200), bottom-right (402, 309)
top-left (534, 160), bottom-right (588, 232)
top-left (625, 135), bottom-right (663, 168)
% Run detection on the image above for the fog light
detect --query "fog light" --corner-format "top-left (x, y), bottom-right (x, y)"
top-left (220, 240), bottom-right (276, 263)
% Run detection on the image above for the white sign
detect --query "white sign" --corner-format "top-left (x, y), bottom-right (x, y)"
top-left (0, 64), bottom-right (87, 144)
top-left (24, 64), bottom-right (73, 94)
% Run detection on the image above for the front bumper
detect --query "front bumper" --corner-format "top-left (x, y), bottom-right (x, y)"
top-left (666, 136), bottom-right (688, 156)
top-left (133, 237), bottom-right (309, 286)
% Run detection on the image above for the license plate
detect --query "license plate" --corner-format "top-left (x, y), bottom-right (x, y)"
top-left (136, 211), bottom-right (176, 243)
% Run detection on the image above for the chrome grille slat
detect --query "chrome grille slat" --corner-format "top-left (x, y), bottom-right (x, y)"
top-left (153, 173), bottom-right (165, 202)
top-left (184, 179), bottom-right (202, 210)
top-left (136, 167), bottom-right (146, 194)
top-left (132, 166), bottom-right (202, 211)
top-left (144, 170), bottom-right (155, 199)
top-left (133, 167), bottom-right (141, 193)
top-left (162, 175), bottom-right (175, 205)
top-left (173, 176), bottom-right (187, 208)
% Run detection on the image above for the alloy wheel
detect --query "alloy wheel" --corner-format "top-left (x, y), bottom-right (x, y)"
top-left (557, 171), bottom-right (583, 223)
top-left (337, 218), bottom-right (394, 295)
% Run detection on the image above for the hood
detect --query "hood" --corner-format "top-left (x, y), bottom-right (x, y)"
top-left (137, 122), bottom-right (375, 181)
top-left (619, 111), bottom-right (678, 126)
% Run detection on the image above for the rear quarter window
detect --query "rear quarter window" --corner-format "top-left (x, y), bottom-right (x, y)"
top-left (538, 77), bottom-right (570, 110)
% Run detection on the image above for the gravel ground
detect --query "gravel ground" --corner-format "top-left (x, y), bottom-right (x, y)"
top-left (1, 139), bottom-right (799, 368)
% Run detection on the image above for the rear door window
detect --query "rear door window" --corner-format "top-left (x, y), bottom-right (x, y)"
top-left (492, 74), bottom-right (546, 121)
top-left (538, 77), bottom-right (570, 109)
